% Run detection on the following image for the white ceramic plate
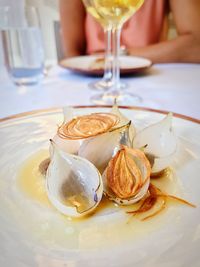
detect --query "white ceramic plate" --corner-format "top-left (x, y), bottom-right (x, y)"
top-left (59, 55), bottom-right (152, 76)
top-left (0, 106), bottom-right (199, 267)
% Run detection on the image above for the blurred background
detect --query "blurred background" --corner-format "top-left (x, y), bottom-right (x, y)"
top-left (0, 0), bottom-right (177, 67)
top-left (0, 0), bottom-right (59, 67)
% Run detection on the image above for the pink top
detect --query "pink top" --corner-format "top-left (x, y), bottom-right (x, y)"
top-left (85, 0), bottom-right (168, 54)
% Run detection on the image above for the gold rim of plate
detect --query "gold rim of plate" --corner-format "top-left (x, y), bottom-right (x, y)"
top-left (0, 105), bottom-right (199, 124)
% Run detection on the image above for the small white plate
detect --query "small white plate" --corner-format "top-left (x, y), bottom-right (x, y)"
top-left (0, 106), bottom-right (199, 267)
top-left (60, 55), bottom-right (152, 76)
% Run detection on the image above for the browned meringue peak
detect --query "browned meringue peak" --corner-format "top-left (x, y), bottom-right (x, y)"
top-left (78, 121), bottom-right (132, 174)
top-left (57, 112), bottom-right (119, 140)
top-left (104, 146), bottom-right (151, 204)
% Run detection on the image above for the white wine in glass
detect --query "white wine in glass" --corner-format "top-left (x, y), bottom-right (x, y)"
top-left (89, 0), bottom-right (145, 105)
top-left (82, 0), bottom-right (113, 90)
top-left (91, 0), bottom-right (144, 27)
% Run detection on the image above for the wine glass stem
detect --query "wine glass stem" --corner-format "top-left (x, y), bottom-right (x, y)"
top-left (103, 27), bottom-right (112, 80)
top-left (112, 26), bottom-right (122, 92)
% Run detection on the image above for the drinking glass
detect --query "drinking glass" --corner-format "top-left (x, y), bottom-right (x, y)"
top-left (82, 0), bottom-right (127, 91)
top-left (85, 0), bottom-right (145, 105)
top-left (1, 6), bottom-right (44, 86)
top-left (82, 0), bottom-right (113, 91)
top-left (88, 28), bottom-right (113, 91)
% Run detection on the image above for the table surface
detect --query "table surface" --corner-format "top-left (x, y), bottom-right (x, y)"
top-left (0, 63), bottom-right (200, 120)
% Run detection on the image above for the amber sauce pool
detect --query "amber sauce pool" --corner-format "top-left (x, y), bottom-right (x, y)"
top-left (17, 150), bottom-right (51, 207)
top-left (16, 150), bottom-right (181, 249)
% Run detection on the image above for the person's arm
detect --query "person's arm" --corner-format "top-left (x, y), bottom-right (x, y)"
top-left (128, 0), bottom-right (200, 63)
top-left (59, 0), bottom-right (86, 58)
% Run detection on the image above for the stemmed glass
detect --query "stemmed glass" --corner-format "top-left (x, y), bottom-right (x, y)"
top-left (89, 28), bottom-right (113, 90)
top-left (82, 0), bottom-right (128, 92)
top-left (82, 0), bottom-right (113, 91)
top-left (84, 0), bottom-right (145, 105)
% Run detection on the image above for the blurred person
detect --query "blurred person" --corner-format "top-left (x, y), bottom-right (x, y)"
top-left (59, 0), bottom-right (200, 63)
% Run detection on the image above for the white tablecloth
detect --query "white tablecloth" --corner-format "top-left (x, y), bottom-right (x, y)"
top-left (0, 63), bottom-right (200, 119)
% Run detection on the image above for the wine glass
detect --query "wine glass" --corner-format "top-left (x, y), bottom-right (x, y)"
top-left (82, 0), bottom-right (113, 91)
top-left (86, 0), bottom-right (145, 105)
top-left (82, 0), bottom-right (127, 91)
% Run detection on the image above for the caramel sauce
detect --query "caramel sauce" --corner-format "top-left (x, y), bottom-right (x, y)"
top-left (150, 168), bottom-right (171, 179)
top-left (16, 150), bottom-right (182, 249)
top-left (17, 150), bottom-right (51, 207)
top-left (17, 150), bottom-right (178, 216)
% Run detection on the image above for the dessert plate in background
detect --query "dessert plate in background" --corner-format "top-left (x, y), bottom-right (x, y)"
top-left (59, 55), bottom-right (152, 76)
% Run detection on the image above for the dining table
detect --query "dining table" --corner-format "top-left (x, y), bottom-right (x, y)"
top-left (0, 61), bottom-right (200, 267)
top-left (0, 62), bottom-right (200, 119)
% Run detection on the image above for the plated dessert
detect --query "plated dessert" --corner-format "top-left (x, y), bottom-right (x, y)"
top-left (39, 105), bottom-right (195, 220)
top-left (1, 105), bottom-right (198, 265)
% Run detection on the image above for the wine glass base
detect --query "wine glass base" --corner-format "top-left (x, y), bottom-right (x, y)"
top-left (91, 91), bottom-right (142, 105)
top-left (88, 80), bottom-right (113, 91)
top-left (88, 80), bottom-right (128, 91)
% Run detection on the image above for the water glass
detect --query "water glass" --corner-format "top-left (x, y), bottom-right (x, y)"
top-left (1, 6), bottom-right (44, 86)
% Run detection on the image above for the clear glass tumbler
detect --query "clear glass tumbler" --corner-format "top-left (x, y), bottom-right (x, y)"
top-left (1, 6), bottom-right (44, 86)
